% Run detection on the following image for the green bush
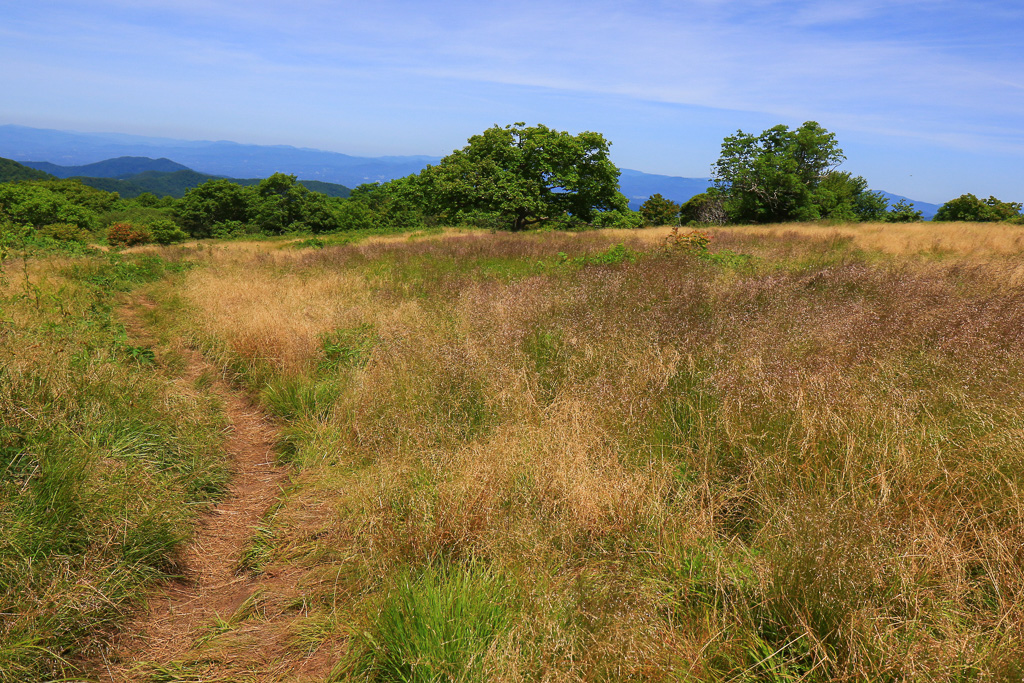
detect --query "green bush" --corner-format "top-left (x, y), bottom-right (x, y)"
top-left (883, 198), bottom-right (924, 223)
top-left (639, 193), bottom-right (681, 226)
top-left (38, 222), bottom-right (90, 243)
top-left (591, 208), bottom-right (645, 229)
top-left (147, 218), bottom-right (188, 245)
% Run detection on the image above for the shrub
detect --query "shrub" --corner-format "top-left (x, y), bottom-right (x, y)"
top-left (883, 198), bottom-right (924, 223)
top-left (146, 218), bottom-right (188, 245)
top-left (106, 222), bottom-right (151, 247)
top-left (38, 223), bottom-right (90, 243)
top-left (639, 193), bottom-right (681, 226)
top-left (210, 220), bottom-right (255, 238)
top-left (591, 208), bottom-right (645, 229)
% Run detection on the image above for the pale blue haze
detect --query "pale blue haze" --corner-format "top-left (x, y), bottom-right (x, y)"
top-left (1, 0), bottom-right (1021, 203)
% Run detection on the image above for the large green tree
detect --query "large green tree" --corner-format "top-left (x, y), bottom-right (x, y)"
top-left (177, 179), bottom-right (252, 237)
top-left (713, 121), bottom-right (846, 223)
top-left (422, 123), bottom-right (627, 231)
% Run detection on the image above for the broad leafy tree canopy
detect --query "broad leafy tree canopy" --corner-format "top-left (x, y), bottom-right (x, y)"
top-left (934, 193), bottom-right (1022, 222)
top-left (713, 121), bottom-right (846, 223)
top-left (423, 123), bottom-right (626, 231)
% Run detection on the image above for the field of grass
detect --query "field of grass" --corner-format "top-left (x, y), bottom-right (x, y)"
top-left (3, 221), bottom-right (1024, 681)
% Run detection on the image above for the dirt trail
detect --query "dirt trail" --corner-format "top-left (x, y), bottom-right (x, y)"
top-left (100, 296), bottom-right (290, 681)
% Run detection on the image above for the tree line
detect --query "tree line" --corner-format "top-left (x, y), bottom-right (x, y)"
top-left (2, 121), bottom-right (1021, 249)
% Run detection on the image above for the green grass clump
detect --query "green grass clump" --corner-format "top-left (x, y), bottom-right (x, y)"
top-left (345, 561), bottom-right (516, 682)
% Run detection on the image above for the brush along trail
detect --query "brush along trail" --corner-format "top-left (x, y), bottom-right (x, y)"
top-left (100, 295), bottom-right (291, 681)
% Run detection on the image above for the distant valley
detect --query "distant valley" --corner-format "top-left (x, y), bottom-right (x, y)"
top-left (0, 124), bottom-right (940, 217)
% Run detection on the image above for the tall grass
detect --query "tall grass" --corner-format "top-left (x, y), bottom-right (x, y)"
top-left (343, 561), bottom-right (516, 682)
top-left (0, 248), bottom-right (228, 680)
top-left (123, 226), bottom-right (1024, 680)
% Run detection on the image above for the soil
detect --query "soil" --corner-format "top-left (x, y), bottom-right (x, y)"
top-left (98, 296), bottom-right (291, 681)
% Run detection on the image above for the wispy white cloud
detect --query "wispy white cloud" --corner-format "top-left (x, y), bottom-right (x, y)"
top-left (2, 0), bottom-right (1022, 200)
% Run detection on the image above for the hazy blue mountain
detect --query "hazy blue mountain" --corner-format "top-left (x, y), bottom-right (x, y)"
top-left (876, 191), bottom-right (940, 220)
top-left (618, 169), bottom-right (712, 209)
top-left (1, 125), bottom-right (436, 188)
top-left (24, 156), bottom-right (191, 179)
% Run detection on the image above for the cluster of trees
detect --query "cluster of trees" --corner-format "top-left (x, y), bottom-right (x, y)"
top-left (639, 122), bottom-right (934, 226)
top-left (176, 174), bottom-right (340, 237)
top-left (933, 193), bottom-right (1022, 222)
top-left (0, 171), bottom-right (354, 247)
top-left (4, 122), bottom-right (1021, 246)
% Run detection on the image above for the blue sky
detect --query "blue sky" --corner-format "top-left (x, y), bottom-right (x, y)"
top-left (1, 0), bottom-right (1021, 203)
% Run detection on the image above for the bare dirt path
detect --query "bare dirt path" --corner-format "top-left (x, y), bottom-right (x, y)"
top-left (99, 295), bottom-right (290, 681)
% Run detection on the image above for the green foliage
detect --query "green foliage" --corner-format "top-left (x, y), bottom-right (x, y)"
top-left (176, 179), bottom-right (252, 238)
top-left (147, 218), bottom-right (189, 245)
top-left (934, 193), bottom-right (1023, 222)
top-left (336, 180), bottom-right (431, 232)
top-left (884, 198), bottom-right (924, 223)
top-left (662, 227), bottom-right (756, 269)
top-left (261, 375), bottom-right (341, 421)
top-left (557, 242), bottom-right (639, 268)
top-left (590, 207), bottom-right (645, 229)
top-left (815, 171), bottom-right (889, 222)
top-left (209, 219), bottom-right (255, 239)
top-left (177, 175), bottom-right (342, 236)
top-left (0, 182), bottom-right (100, 232)
top-left (35, 179), bottom-right (122, 214)
top-left (99, 203), bottom-right (177, 231)
top-left (0, 157), bottom-right (55, 183)
top-left (38, 222), bottom-right (90, 243)
top-left (713, 121), bottom-right (845, 223)
top-left (639, 193), bottom-right (681, 226)
top-left (421, 122), bottom-right (627, 231)
top-left (318, 324), bottom-right (379, 371)
top-left (75, 169), bottom-right (353, 201)
top-left (251, 173), bottom-right (314, 234)
top-left (347, 561), bottom-right (515, 682)
top-left (334, 192), bottom-right (380, 231)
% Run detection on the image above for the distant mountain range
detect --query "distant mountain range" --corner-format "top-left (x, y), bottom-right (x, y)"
top-left (0, 124), bottom-right (940, 217)
top-left (7, 155), bottom-right (352, 199)
top-left (0, 124), bottom-right (435, 189)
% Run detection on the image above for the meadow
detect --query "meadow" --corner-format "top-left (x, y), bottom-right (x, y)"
top-left (3, 221), bottom-right (1024, 681)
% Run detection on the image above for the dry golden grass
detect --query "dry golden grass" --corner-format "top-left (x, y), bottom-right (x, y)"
top-left (619, 220), bottom-right (1024, 258)
top-left (147, 227), bottom-right (1024, 681)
